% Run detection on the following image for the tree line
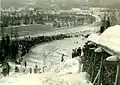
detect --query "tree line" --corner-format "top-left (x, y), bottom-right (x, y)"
top-left (0, 34), bottom-right (71, 63)
top-left (1, 12), bottom-right (95, 28)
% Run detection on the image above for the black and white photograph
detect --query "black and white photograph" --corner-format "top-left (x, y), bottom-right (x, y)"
top-left (0, 0), bottom-right (120, 85)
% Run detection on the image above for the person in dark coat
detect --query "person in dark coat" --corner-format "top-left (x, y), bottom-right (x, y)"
top-left (61, 54), bottom-right (64, 62)
top-left (15, 66), bottom-right (19, 72)
top-left (34, 66), bottom-right (37, 73)
top-left (100, 26), bottom-right (105, 34)
top-left (6, 62), bottom-right (11, 75)
top-left (34, 63), bottom-right (38, 73)
top-left (77, 47), bottom-right (81, 56)
top-left (2, 66), bottom-right (7, 77)
top-left (24, 60), bottom-right (27, 68)
top-left (29, 67), bottom-right (32, 74)
top-left (2, 62), bottom-right (11, 76)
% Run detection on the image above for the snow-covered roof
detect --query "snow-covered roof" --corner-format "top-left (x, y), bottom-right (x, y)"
top-left (88, 25), bottom-right (120, 57)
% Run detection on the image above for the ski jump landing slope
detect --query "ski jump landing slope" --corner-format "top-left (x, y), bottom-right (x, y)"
top-left (0, 72), bottom-right (92, 85)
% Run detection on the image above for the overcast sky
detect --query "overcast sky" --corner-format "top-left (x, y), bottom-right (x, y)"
top-left (1, 0), bottom-right (120, 8)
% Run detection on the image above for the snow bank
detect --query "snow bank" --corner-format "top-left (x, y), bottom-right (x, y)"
top-left (0, 56), bottom-right (90, 85)
top-left (0, 72), bottom-right (92, 85)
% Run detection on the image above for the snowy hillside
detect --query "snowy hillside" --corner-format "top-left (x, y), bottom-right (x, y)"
top-left (0, 10), bottom-right (101, 85)
top-left (0, 37), bottom-right (92, 85)
top-left (0, 72), bottom-right (92, 85)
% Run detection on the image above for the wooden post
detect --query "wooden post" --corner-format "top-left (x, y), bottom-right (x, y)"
top-left (106, 56), bottom-right (120, 85)
top-left (97, 55), bottom-right (103, 85)
top-left (93, 70), bottom-right (100, 85)
top-left (10, 27), bottom-right (13, 39)
top-left (114, 63), bottom-right (120, 85)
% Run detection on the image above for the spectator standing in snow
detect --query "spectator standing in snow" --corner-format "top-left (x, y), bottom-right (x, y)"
top-left (34, 66), bottom-right (37, 73)
top-left (34, 63), bottom-right (38, 73)
top-left (23, 69), bottom-right (25, 73)
top-left (24, 60), bottom-right (27, 68)
top-left (6, 62), bottom-right (11, 75)
top-left (2, 66), bottom-right (7, 77)
top-left (77, 47), bottom-right (81, 56)
top-left (29, 67), bottom-right (32, 74)
top-left (100, 26), bottom-right (105, 34)
top-left (43, 66), bottom-right (45, 73)
top-left (61, 54), bottom-right (64, 62)
top-left (2, 62), bottom-right (11, 77)
top-left (2, 62), bottom-right (7, 77)
top-left (72, 49), bottom-right (75, 58)
top-left (15, 66), bottom-right (19, 72)
top-left (38, 68), bottom-right (41, 73)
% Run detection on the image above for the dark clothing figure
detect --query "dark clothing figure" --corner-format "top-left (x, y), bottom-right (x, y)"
top-left (72, 49), bottom-right (75, 58)
top-left (100, 26), bottom-right (105, 34)
top-left (6, 63), bottom-right (11, 75)
top-left (106, 20), bottom-right (110, 28)
top-left (35, 64), bottom-right (38, 68)
top-left (23, 69), bottom-right (25, 72)
top-left (6, 35), bottom-right (10, 45)
top-left (34, 63), bottom-right (38, 73)
top-left (77, 47), bottom-right (81, 56)
top-left (43, 66), bottom-right (45, 73)
top-left (29, 67), bottom-right (32, 74)
top-left (61, 54), bottom-right (64, 62)
top-left (72, 49), bottom-right (77, 58)
top-left (34, 67), bottom-right (37, 73)
top-left (24, 61), bottom-right (27, 68)
top-left (15, 66), bottom-right (19, 72)
top-left (2, 62), bottom-right (11, 77)
top-left (38, 68), bottom-right (41, 73)
top-left (2, 67), bottom-right (7, 77)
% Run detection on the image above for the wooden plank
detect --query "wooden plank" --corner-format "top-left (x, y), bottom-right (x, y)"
top-left (114, 64), bottom-right (120, 85)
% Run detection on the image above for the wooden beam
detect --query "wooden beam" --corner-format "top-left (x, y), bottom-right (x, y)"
top-left (114, 64), bottom-right (120, 85)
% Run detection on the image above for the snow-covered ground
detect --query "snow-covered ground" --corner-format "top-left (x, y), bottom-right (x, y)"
top-left (0, 37), bottom-right (92, 85)
top-left (0, 10), bottom-right (101, 85)
top-left (0, 26), bottom-right (99, 85)
top-left (25, 37), bottom-right (86, 73)
top-left (0, 72), bottom-right (92, 85)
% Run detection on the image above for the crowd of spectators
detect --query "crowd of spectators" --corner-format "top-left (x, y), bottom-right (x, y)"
top-left (0, 34), bottom-right (71, 63)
